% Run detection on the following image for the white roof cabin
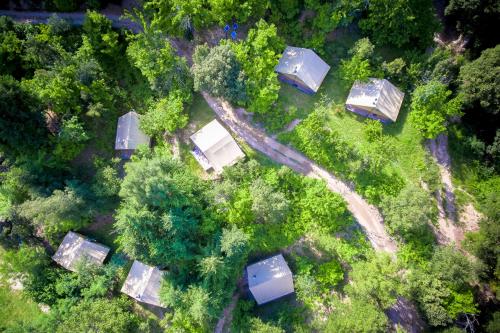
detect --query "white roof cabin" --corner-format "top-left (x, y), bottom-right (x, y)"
top-left (247, 254), bottom-right (294, 305)
top-left (121, 260), bottom-right (166, 308)
top-left (345, 78), bottom-right (405, 122)
top-left (275, 46), bottom-right (330, 93)
top-left (190, 119), bottom-right (245, 173)
top-left (52, 231), bottom-right (110, 272)
top-left (115, 111), bottom-right (150, 151)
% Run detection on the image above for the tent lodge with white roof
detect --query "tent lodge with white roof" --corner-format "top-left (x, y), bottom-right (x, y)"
top-left (115, 111), bottom-right (150, 159)
top-left (121, 260), bottom-right (166, 308)
top-left (345, 78), bottom-right (405, 123)
top-left (247, 254), bottom-right (294, 305)
top-left (52, 231), bottom-right (110, 272)
top-left (275, 46), bottom-right (330, 94)
top-left (190, 119), bottom-right (245, 173)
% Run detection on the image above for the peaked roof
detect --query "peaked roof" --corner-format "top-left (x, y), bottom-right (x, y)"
top-left (345, 78), bottom-right (405, 122)
top-left (52, 231), bottom-right (110, 272)
top-left (247, 254), bottom-right (294, 304)
top-left (121, 260), bottom-right (165, 308)
top-left (190, 119), bottom-right (245, 173)
top-left (275, 46), bottom-right (331, 92)
top-left (115, 111), bottom-right (150, 150)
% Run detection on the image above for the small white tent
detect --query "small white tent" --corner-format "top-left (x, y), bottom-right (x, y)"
top-left (115, 111), bottom-right (150, 158)
top-left (247, 254), bottom-right (294, 305)
top-left (275, 46), bottom-right (330, 94)
top-left (345, 78), bottom-right (405, 122)
top-left (190, 119), bottom-right (245, 173)
top-left (121, 260), bottom-right (165, 308)
top-left (52, 231), bottom-right (110, 272)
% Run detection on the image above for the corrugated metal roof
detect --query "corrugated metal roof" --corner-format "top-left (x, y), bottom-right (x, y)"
top-left (345, 78), bottom-right (405, 122)
top-left (52, 231), bottom-right (110, 272)
top-left (121, 260), bottom-right (166, 308)
top-left (247, 254), bottom-right (294, 304)
top-left (190, 119), bottom-right (245, 173)
top-left (275, 46), bottom-right (330, 92)
top-left (115, 111), bottom-right (151, 150)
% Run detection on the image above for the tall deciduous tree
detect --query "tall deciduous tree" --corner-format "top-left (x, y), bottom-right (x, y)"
top-left (0, 75), bottom-right (48, 157)
top-left (325, 297), bottom-right (388, 333)
top-left (459, 45), bottom-right (500, 115)
top-left (231, 20), bottom-right (284, 114)
top-left (339, 38), bottom-right (376, 87)
top-left (141, 90), bottom-right (190, 136)
top-left (17, 182), bottom-right (94, 242)
top-left (346, 254), bottom-right (406, 309)
top-left (193, 44), bottom-right (246, 104)
top-left (359, 0), bottom-right (439, 48)
top-left (410, 80), bottom-right (463, 139)
top-left (380, 184), bottom-right (436, 239)
top-left (115, 152), bottom-right (208, 270)
top-left (127, 30), bottom-right (192, 97)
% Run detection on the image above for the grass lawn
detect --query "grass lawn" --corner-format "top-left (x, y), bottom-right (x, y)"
top-left (0, 286), bottom-right (43, 330)
top-left (0, 249), bottom-right (44, 330)
top-left (188, 93), bottom-right (217, 132)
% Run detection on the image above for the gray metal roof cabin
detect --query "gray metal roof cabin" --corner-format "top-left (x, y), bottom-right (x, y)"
top-left (247, 254), bottom-right (294, 305)
top-left (115, 111), bottom-right (150, 158)
top-left (52, 231), bottom-right (110, 272)
top-left (121, 260), bottom-right (166, 308)
top-left (345, 78), bottom-right (405, 122)
top-left (190, 119), bottom-right (245, 173)
top-left (275, 46), bottom-right (330, 94)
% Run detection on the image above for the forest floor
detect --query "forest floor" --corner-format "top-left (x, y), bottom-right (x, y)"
top-left (202, 92), bottom-right (398, 254)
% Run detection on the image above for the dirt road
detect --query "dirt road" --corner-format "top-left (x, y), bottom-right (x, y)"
top-left (202, 93), bottom-right (398, 254)
top-left (0, 10), bottom-right (141, 32)
top-left (427, 134), bottom-right (480, 245)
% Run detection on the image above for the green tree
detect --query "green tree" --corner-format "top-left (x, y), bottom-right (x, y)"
top-left (459, 45), bottom-right (500, 115)
top-left (445, 0), bottom-right (500, 52)
top-left (55, 298), bottom-right (140, 333)
top-left (346, 254), bottom-right (406, 309)
top-left (127, 30), bottom-right (192, 97)
top-left (249, 178), bottom-right (290, 224)
top-left (115, 152), bottom-right (207, 269)
top-left (411, 246), bottom-right (478, 327)
top-left (193, 44), bottom-right (246, 104)
top-left (380, 184), bottom-right (436, 239)
top-left (359, 0), bottom-right (440, 48)
top-left (339, 38), bottom-right (375, 87)
top-left (0, 75), bottom-right (48, 157)
top-left (141, 90), bottom-right (190, 136)
top-left (410, 80), bottom-right (463, 139)
top-left (324, 297), bottom-right (388, 333)
top-left (53, 116), bottom-right (89, 161)
top-left (231, 19), bottom-right (284, 114)
top-left (17, 182), bottom-right (94, 242)
top-left (82, 11), bottom-right (120, 67)
top-left (298, 179), bottom-right (350, 233)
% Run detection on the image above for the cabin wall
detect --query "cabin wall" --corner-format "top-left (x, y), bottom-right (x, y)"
top-left (278, 74), bottom-right (314, 95)
top-left (345, 104), bottom-right (390, 123)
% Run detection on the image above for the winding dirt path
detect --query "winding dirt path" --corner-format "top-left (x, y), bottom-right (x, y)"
top-left (0, 10), bottom-right (141, 32)
top-left (427, 134), bottom-right (480, 245)
top-left (202, 93), bottom-right (397, 254)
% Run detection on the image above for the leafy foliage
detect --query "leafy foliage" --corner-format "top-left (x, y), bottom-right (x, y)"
top-left (231, 20), bottom-right (284, 114)
top-left (115, 151), bottom-right (208, 270)
top-left (360, 0), bottom-right (440, 48)
top-left (410, 80), bottom-right (463, 139)
top-left (127, 30), bottom-right (192, 98)
top-left (459, 45), bottom-right (500, 115)
top-left (193, 44), bottom-right (246, 104)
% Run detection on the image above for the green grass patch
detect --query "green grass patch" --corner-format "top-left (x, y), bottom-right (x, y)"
top-left (187, 93), bottom-right (217, 131)
top-left (0, 286), bottom-right (43, 331)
